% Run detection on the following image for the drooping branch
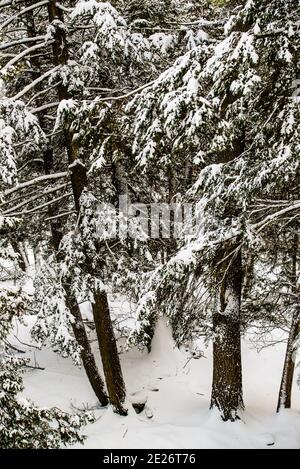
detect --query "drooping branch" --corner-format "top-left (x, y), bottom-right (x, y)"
top-left (1, 40), bottom-right (54, 73)
top-left (4, 172), bottom-right (68, 196)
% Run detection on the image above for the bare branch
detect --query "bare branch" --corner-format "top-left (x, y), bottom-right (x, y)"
top-left (11, 65), bottom-right (61, 100)
top-left (30, 101), bottom-right (59, 113)
top-left (1, 40), bottom-right (54, 73)
top-left (252, 201), bottom-right (300, 233)
top-left (2, 183), bottom-right (70, 214)
top-left (0, 35), bottom-right (45, 51)
top-left (44, 210), bottom-right (75, 221)
top-left (6, 192), bottom-right (72, 217)
top-left (0, 0), bottom-right (49, 30)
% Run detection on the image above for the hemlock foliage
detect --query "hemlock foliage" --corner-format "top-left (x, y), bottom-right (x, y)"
top-left (0, 0), bottom-right (299, 439)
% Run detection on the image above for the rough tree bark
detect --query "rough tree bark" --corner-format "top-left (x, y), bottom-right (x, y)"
top-left (47, 0), bottom-right (127, 414)
top-left (65, 286), bottom-right (109, 406)
top-left (210, 248), bottom-right (244, 421)
top-left (277, 233), bottom-right (300, 412)
top-left (24, 2), bottom-right (108, 406)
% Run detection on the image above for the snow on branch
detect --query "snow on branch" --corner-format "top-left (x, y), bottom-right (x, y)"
top-left (11, 65), bottom-right (61, 101)
top-left (253, 202), bottom-right (300, 234)
top-left (0, 35), bottom-right (46, 51)
top-left (30, 102), bottom-right (59, 114)
top-left (2, 183), bottom-right (70, 214)
top-left (3, 172), bottom-right (69, 197)
top-left (1, 40), bottom-right (54, 74)
top-left (96, 80), bottom-right (157, 102)
top-left (0, 0), bottom-right (49, 30)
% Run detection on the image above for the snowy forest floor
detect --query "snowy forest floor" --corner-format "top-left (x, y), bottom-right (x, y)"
top-left (11, 310), bottom-right (300, 449)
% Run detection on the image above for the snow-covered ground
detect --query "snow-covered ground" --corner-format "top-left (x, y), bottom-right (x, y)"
top-left (11, 314), bottom-right (300, 449)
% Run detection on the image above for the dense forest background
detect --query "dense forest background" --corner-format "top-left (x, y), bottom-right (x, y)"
top-left (0, 0), bottom-right (299, 449)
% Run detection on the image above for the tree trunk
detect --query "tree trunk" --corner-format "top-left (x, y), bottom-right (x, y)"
top-left (210, 249), bottom-right (244, 421)
top-left (277, 308), bottom-right (300, 411)
top-left (65, 286), bottom-right (109, 406)
top-left (277, 233), bottom-right (299, 412)
top-left (50, 219), bottom-right (109, 406)
top-left (47, 0), bottom-right (127, 414)
top-left (23, 3), bottom-right (108, 407)
top-left (47, 0), bottom-right (87, 214)
top-left (92, 288), bottom-right (127, 415)
top-left (9, 238), bottom-right (27, 272)
top-left (47, 206), bottom-right (109, 407)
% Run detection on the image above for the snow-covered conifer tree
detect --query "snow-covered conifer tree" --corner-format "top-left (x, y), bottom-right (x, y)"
top-left (128, 0), bottom-right (300, 420)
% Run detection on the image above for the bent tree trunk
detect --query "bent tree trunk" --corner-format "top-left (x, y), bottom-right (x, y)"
top-left (46, 195), bottom-right (108, 406)
top-left (210, 249), bottom-right (244, 421)
top-left (50, 217), bottom-right (108, 406)
top-left (42, 138), bottom-right (108, 407)
top-left (92, 288), bottom-right (127, 415)
top-left (65, 287), bottom-right (109, 406)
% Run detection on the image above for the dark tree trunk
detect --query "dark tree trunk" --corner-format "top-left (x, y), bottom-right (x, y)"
top-left (92, 288), bottom-right (127, 415)
top-left (65, 287), bottom-right (109, 406)
top-left (23, 3), bottom-right (108, 407)
top-left (210, 135), bottom-right (245, 421)
top-left (184, 160), bottom-right (193, 191)
top-left (47, 0), bottom-right (87, 214)
top-left (10, 238), bottom-right (27, 272)
top-left (47, 0), bottom-right (127, 414)
top-left (277, 233), bottom-right (299, 412)
top-left (112, 160), bottom-right (128, 199)
top-left (210, 249), bottom-right (244, 421)
top-left (277, 309), bottom-right (300, 411)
